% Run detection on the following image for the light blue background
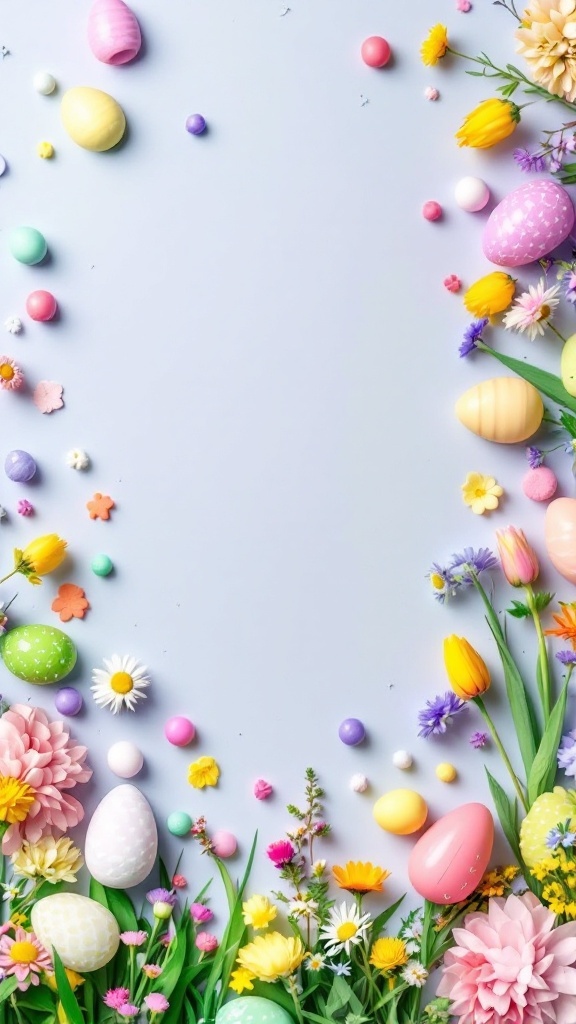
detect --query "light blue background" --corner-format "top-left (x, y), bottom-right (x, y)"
top-left (1, 0), bottom-right (575, 920)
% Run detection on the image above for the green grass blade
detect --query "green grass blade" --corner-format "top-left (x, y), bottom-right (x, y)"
top-left (527, 677), bottom-right (569, 804)
top-left (485, 769), bottom-right (522, 865)
top-left (482, 346), bottom-right (576, 415)
top-left (53, 947), bottom-right (85, 1024)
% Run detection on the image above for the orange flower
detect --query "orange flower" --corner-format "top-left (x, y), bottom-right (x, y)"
top-left (51, 584), bottom-right (90, 622)
top-left (544, 602), bottom-right (576, 650)
top-left (87, 492), bottom-right (115, 521)
top-left (332, 861), bottom-right (390, 893)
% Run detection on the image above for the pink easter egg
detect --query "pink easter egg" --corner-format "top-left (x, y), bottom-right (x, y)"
top-left (545, 497), bottom-right (576, 584)
top-left (212, 830), bottom-right (237, 858)
top-left (408, 802), bottom-right (494, 904)
top-left (482, 179), bottom-right (574, 268)
top-left (88, 0), bottom-right (142, 65)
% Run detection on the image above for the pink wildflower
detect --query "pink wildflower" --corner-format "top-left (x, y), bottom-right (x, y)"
top-left (120, 930), bottom-right (147, 947)
top-left (17, 500), bottom-right (34, 517)
top-left (253, 778), bottom-right (273, 800)
top-left (443, 274), bottom-right (461, 293)
top-left (195, 931), bottom-right (219, 952)
top-left (190, 903), bottom-right (213, 924)
top-left (117, 1005), bottom-right (140, 1019)
top-left (266, 839), bottom-right (295, 867)
top-left (145, 993), bottom-right (170, 1012)
top-left (503, 281), bottom-right (560, 341)
top-left (103, 988), bottom-right (131, 1009)
top-left (142, 963), bottom-right (163, 979)
top-left (0, 927), bottom-right (51, 991)
top-left (0, 356), bottom-right (24, 391)
top-left (172, 873), bottom-right (187, 888)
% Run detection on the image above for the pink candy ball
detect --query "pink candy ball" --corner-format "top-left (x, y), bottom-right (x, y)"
top-left (523, 466), bottom-right (558, 502)
top-left (422, 201), bottom-right (442, 222)
top-left (164, 715), bottom-right (196, 746)
top-left (212, 830), bottom-right (237, 858)
top-left (26, 290), bottom-right (57, 322)
top-left (361, 36), bottom-right (391, 68)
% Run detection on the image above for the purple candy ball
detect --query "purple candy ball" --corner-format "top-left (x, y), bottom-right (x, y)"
top-left (55, 686), bottom-right (83, 717)
top-left (186, 113), bottom-right (207, 136)
top-left (338, 717), bottom-right (366, 746)
top-left (5, 449), bottom-right (37, 483)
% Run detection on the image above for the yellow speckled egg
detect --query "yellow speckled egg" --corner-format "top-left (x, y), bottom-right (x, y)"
top-left (61, 87), bottom-right (126, 152)
top-left (455, 377), bottom-right (543, 443)
top-left (31, 893), bottom-right (119, 971)
top-left (373, 788), bottom-right (428, 835)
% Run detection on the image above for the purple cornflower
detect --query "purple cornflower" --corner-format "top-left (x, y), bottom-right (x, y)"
top-left (459, 318), bottom-right (489, 358)
top-left (546, 820), bottom-right (576, 849)
top-left (426, 563), bottom-right (459, 603)
top-left (558, 730), bottom-right (576, 777)
top-left (470, 731), bottom-right (489, 749)
top-left (513, 148), bottom-right (546, 173)
top-left (564, 270), bottom-right (576, 304)
top-left (449, 547), bottom-right (498, 584)
top-left (418, 692), bottom-right (467, 738)
top-left (557, 651), bottom-right (576, 665)
top-left (146, 888), bottom-right (177, 907)
top-left (526, 446), bottom-right (544, 469)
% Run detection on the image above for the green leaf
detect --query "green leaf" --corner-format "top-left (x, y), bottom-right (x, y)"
top-left (17, 987), bottom-right (56, 1011)
top-left (156, 912), bottom-right (192, 1001)
top-left (370, 895), bottom-right (405, 940)
top-left (0, 977), bottom-right (18, 1003)
top-left (159, 856), bottom-right (172, 893)
top-left (560, 410), bottom-right (576, 438)
top-left (251, 980), bottom-right (298, 1015)
top-left (53, 947), bottom-right (85, 1024)
top-left (534, 592), bottom-right (554, 613)
top-left (484, 610), bottom-right (539, 771)
top-left (325, 976), bottom-right (353, 1017)
top-left (528, 676), bottom-right (570, 804)
top-left (506, 600), bottom-right (531, 619)
top-left (485, 769), bottom-right (522, 865)
top-left (100, 885), bottom-right (138, 934)
top-left (481, 346), bottom-right (576, 416)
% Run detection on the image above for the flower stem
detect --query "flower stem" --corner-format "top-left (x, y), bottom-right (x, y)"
top-left (9, 996), bottom-right (24, 1024)
top-left (473, 696), bottom-right (529, 811)
top-left (548, 322), bottom-right (568, 344)
top-left (446, 49), bottom-right (576, 113)
top-left (286, 974), bottom-right (304, 1024)
top-left (525, 584), bottom-right (552, 722)
top-left (0, 569), bottom-right (17, 588)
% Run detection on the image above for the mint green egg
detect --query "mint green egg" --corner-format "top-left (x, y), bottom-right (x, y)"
top-left (0, 624), bottom-right (77, 684)
top-left (216, 998), bottom-right (294, 1024)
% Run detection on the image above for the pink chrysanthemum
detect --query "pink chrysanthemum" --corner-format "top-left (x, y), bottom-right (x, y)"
top-left (0, 927), bottom-right (52, 991)
top-left (145, 993), bottom-right (170, 1012)
top-left (117, 1004), bottom-right (140, 1019)
top-left (266, 839), bottom-right (295, 867)
top-left (0, 356), bottom-right (24, 391)
top-left (437, 892), bottom-right (576, 1023)
top-left (503, 281), bottom-right (560, 340)
top-left (120, 930), bottom-right (147, 947)
top-left (0, 704), bottom-right (92, 855)
top-left (104, 988), bottom-right (131, 1009)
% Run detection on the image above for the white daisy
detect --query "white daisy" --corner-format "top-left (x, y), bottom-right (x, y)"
top-left (305, 953), bottom-right (326, 972)
top-left (400, 961), bottom-right (428, 988)
top-left (91, 654), bottom-right (150, 714)
top-left (4, 316), bottom-right (22, 334)
top-left (288, 897), bottom-right (319, 920)
top-left (66, 447), bottom-right (90, 470)
top-left (502, 281), bottom-right (560, 341)
top-left (319, 901), bottom-right (371, 956)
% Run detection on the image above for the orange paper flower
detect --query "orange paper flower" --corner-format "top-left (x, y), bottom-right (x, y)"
top-left (51, 584), bottom-right (90, 622)
top-left (87, 493), bottom-right (115, 521)
top-left (545, 602), bottom-right (576, 650)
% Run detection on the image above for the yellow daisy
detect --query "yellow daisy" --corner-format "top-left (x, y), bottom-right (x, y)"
top-left (420, 24), bottom-right (448, 66)
top-left (332, 861), bottom-right (390, 894)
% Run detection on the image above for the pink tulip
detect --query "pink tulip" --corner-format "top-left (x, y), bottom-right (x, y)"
top-left (495, 526), bottom-right (539, 587)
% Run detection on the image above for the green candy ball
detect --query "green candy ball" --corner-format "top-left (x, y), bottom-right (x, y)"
top-left (0, 624), bottom-right (77, 685)
top-left (167, 812), bottom-right (193, 837)
top-left (216, 998), bottom-right (295, 1024)
top-left (91, 553), bottom-right (114, 577)
top-left (9, 226), bottom-right (48, 265)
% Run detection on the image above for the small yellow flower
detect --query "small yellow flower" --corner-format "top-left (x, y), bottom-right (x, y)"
top-left (229, 967), bottom-right (255, 994)
top-left (0, 777), bottom-right (35, 824)
top-left (236, 932), bottom-right (305, 982)
top-left (420, 24), bottom-right (448, 66)
top-left (531, 860), bottom-right (555, 882)
top-left (461, 472), bottom-right (503, 515)
top-left (456, 97), bottom-right (521, 149)
top-left (44, 969), bottom-right (84, 992)
top-left (332, 861), bottom-right (391, 894)
top-left (187, 756), bottom-right (220, 789)
top-left (10, 913), bottom-right (27, 928)
top-left (566, 901), bottom-right (576, 919)
top-left (478, 870), bottom-right (506, 897)
top-left (543, 881), bottom-right (564, 901)
top-left (14, 534), bottom-right (67, 585)
top-left (463, 272), bottom-right (516, 317)
top-left (369, 937), bottom-right (408, 973)
top-left (11, 836), bottom-right (83, 883)
top-left (242, 895), bottom-right (278, 930)
top-left (502, 865), bottom-right (520, 882)
top-left (444, 635), bottom-right (491, 700)
top-left (548, 896), bottom-right (567, 915)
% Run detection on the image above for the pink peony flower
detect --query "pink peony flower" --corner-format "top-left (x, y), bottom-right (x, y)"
top-left (0, 704), bottom-right (92, 854)
top-left (195, 931), bottom-right (219, 952)
top-left (437, 892), bottom-right (576, 1024)
top-left (190, 903), bottom-right (213, 924)
top-left (145, 993), bottom-right (170, 1012)
top-left (266, 839), bottom-right (295, 867)
top-left (0, 927), bottom-right (52, 991)
top-left (103, 988), bottom-right (131, 1010)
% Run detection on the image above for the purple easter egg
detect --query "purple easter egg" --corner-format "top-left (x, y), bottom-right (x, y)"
top-left (5, 450), bottom-right (37, 483)
top-left (338, 718), bottom-right (366, 746)
top-left (482, 179), bottom-right (575, 268)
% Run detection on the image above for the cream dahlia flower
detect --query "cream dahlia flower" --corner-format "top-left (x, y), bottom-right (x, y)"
top-left (516, 0), bottom-right (576, 103)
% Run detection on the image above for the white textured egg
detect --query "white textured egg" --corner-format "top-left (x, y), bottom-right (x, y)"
top-left (31, 893), bottom-right (119, 971)
top-left (454, 176), bottom-right (490, 212)
top-left (85, 784), bottom-right (157, 888)
top-left (107, 740), bottom-right (144, 778)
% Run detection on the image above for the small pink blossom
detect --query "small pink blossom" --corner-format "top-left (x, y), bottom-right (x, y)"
top-left (145, 993), bottom-right (170, 1012)
top-left (254, 778), bottom-right (273, 800)
top-left (195, 931), bottom-right (219, 952)
top-left (142, 963), bottom-right (163, 979)
top-left (103, 988), bottom-right (131, 1009)
top-left (191, 903), bottom-right (213, 924)
top-left (266, 839), bottom-right (295, 866)
top-left (17, 499), bottom-right (33, 517)
top-left (456, 0), bottom-right (472, 9)
top-left (120, 930), bottom-right (147, 947)
top-left (0, 356), bottom-right (24, 391)
top-left (444, 274), bottom-right (461, 293)
top-left (33, 379), bottom-right (64, 414)
top-left (424, 86), bottom-right (439, 100)
top-left (117, 1005), bottom-right (140, 1019)
top-left (172, 873), bottom-right (187, 888)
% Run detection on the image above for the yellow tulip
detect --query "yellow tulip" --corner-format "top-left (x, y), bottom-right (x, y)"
top-left (456, 97), bottom-right (521, 149)
top-left (463, 272), bottom-right (515, 318)
top-left (12, 534), bottom-right (67, 585)
top-left (444, 635), bottom-right (491, 700)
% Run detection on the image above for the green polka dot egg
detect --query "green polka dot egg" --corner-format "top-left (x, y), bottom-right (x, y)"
top-left (0, 624), bottom-right (77, 684)
top-left (520, 786), bottom-right (576, 867)
top-left (216, 997), bottom-right (294, 1024)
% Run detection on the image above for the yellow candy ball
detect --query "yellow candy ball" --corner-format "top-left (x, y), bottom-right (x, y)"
top-left (435, 762), bottom-right (457, 783)
top-left (372, 789), bottom-right (428, 835)
top-left (37, 141), bottom-right (54, 159)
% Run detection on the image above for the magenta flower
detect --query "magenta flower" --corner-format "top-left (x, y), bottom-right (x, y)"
top-left (437, 892), bottom-right (576, 1023)
top-left (145, 993), bottom-right (170, 1012)
top-left (103, 987), bottom-right (131, 1009)
top-left (0, 927), bottom-right (51, 991)
top-left (253, 778), bottom-right (273, 800)
top-left (120, 930), bottom-right (147, 947)
top-left (190, 903), bottom-right (213, 924)
top-left (266, 839), bottom-right (295, 867)
top-left (195, 931), bottom-right (218, 952)
top-left (495, 526), bottom-right (539, 588)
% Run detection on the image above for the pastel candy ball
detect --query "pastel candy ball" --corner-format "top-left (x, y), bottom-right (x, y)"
top-left (482, 179), bottom-right (575, 268)
top-left (212, 830), bottom-right (237, 858)
top-left (91, 553), bottom-right (114, 576)
top-left (361, 36), bottom-right (391, 68)
top-left (5, 450), bottom-right (37, 482)
top-left (186, 114), bottom-right (207, 135)
top-left (9, 226), bottom-right (48, 265)
top-left (0, 625), bottom-right (77, 684)
top-left (436, 762), bottom-right (457, 783)
top-left (55, 686), bottom-right (83, 716)
top-left (164, 715), bottom-right (196, 746)
top-left (392, 750), bottom-right (413, 770)
top-left (167, 811), bottom-right (193, 836)
top-left (26, 290), bottom-right (58, 322)
top-left (373, 789), bottom-right (428, 834)
top-left (107, 740), bottom-right (144, 778)
top-left (33, 72), bottom-right (57, 95)
top-left (216, 996), bottom-right (295, 1024)
top-left (454, 176), bottom-right (490, 212)
top-left (338, 717), bottom-right (366, 745)
top-left (523, 466), bottom-right (558, 502)
top-left (422, 200), bottom-right (442, 221)
top-left (31, 893), bottom-right (120, 971)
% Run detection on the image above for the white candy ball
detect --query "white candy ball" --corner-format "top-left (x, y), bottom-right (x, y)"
top-left (33, 72), bottom-right (57, 96)
top-left (107, 740), bottom-right (144, 778)
top-left (454, 176), bottom-right (490, 213)
top-left (350, 773), bottom-right (369, 793)
top-left (392, 750), bottom-right (413, 770)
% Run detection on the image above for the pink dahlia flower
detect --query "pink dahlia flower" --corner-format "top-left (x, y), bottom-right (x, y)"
top-left (437, 892), bottom-right (576, 1023)
top-left (0, 704), bottom-right (92, 854)
top-left (266, 839), bottom-right (295, 867)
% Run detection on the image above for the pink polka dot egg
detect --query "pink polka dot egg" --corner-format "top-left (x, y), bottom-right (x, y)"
top-left (482, 180), bottom-right (575, 268)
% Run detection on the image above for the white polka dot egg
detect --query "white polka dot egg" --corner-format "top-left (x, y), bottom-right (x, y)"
top-left (482, 179), bottom-right (574, 268)
top-left (31, 893), bottom-right (119, 972)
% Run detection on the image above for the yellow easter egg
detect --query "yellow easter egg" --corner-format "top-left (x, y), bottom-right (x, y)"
top-left (61, 87), bottom-right (126, 152)
top-left (373, 789), bottom-right (428, 835)
top-left (561, 334), bottom-right (576, 397)
top-left (455, 376), bottom-right (543, 443)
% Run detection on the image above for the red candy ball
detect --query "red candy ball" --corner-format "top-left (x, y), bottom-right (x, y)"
top-left (26, 290), bottom-right (57, 322)
top-left (361, 36), bottom-right (391, 68)
top-left (422, 201), bottom-right (443, 222)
